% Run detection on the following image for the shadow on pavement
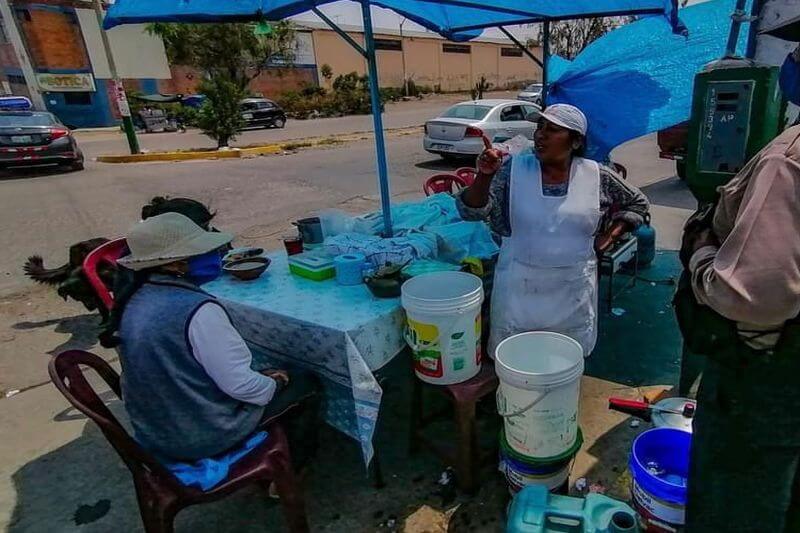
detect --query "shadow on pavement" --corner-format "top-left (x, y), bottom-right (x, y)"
top-left (0, 165), bottom-right (79, 181)
top-left (13, 313), bottom-right (101, 355)
top-left (589, 251), bottom-right (683, 388)
top-left (414, 158), bottom-right (465, 172)
top-left (640, 177), bottom-right (696, 211)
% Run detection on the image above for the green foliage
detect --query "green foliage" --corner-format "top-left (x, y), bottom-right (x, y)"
top-left (279, 71), bottom-right (378, 119)
top-left (148, 21), bottom-right (295, 146)
top-left (196, 75), bottom-right (246, 148)
top-left (320, 64), bottom-right (334, 81)
top-left (470, 76), bottom-right (492, 100)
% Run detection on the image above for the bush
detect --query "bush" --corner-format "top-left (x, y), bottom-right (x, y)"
top-left (196, 75), bottom-right (246, 148)
top-left (279, 71), bottom-right (390, 119)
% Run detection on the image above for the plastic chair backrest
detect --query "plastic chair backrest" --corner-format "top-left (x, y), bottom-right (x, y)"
top-left (455, 167), bottom-right (477, 187)
top-left (48, 350), bottom-right (176, 482)
top-left (424, 174), bottom-right (469, 196)
top-left (83, 238), bottom-right (128, 311)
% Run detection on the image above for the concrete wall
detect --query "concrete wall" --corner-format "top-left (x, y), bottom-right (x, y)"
top-left (311, 28), bottom-right (541, 92)
top-left (75, 10), bottom-right (170, 80)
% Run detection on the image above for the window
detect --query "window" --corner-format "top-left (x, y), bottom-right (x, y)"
top-left (0, 112), bottom-right (55, 126)
top-left (64, 92), bottom-right (91, 106)
top-left (0, 22), bottom-right (7, 44)
top-left (501, 47), bottom-right (523, 58)
top-left (523, 105), bottom-right (541, 121)
top-left (374, 39), bottom-right (402, 51)
top-left (7, 75), bottom-right (25, 85)
top-left (500, 105), bottom-right (526, 122)
top-left (15, 9), bottom-right (31, 22)
top-left (442, 43), bottom-right (470, 54)
top-left (441, 104), bottom-right (492, 120)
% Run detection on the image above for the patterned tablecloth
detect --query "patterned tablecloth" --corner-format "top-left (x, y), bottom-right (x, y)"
top-left (204, 252), bottom-right (406, 466)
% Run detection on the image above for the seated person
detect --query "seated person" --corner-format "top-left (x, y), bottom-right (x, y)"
top-left (103, 212), bottom-right (318, 466)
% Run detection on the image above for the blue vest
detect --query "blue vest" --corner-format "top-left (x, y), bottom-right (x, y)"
top-left (119, 275), bottom-right (263, 461)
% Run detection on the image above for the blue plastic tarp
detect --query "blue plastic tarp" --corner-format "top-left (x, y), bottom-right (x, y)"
top-left (105, 0), bottom-right (681, 41)
top-left (547, 0), bottom-right (750, 161)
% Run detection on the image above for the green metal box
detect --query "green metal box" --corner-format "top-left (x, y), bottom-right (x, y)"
top-left (686, 58), bottom-right (783, 202)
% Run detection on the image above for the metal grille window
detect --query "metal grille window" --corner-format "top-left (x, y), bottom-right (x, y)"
top-left (374, 39), bottom-right (402, 51)
top-left (7, 75), bottom-right (25, 85)
top-left (64, 92), bottom-right (92, 106)
top-left (501, 47), bottom-right (523, 57)
top-left (442, 43), bottom-right (470, 54)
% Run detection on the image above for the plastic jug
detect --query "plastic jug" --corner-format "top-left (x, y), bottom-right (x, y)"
top-left (507, 485), bottom-right (639, 533)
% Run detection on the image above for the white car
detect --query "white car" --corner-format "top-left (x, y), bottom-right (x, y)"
top-left (517, 83), bottom-right (543, 105)
top-left (423, 99), bottom-right (541, 159)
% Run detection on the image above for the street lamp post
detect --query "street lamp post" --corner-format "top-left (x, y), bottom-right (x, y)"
top-left (92, 0), bottom-right (139, 154)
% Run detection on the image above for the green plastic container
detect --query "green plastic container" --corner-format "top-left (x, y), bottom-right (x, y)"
top-left (288, 252), bottom-right (335, 281)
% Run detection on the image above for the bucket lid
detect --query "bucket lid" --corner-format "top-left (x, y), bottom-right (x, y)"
top-left (495, 332), bottom-right (584, 389)
top-left (499, 427), bottom-right (583, 465)
top-left (401, 271), bottom-right (483, 313)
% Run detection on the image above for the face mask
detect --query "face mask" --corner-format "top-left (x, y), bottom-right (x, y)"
top-left (187, 250), bottom-right (223, 285)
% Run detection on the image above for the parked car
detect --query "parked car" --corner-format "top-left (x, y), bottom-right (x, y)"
top-left (517, 83), bottom-right (543, 105)
top-left (423, 99), bottom-right (541, 159)
top-left (657, 121), bottom-right (689, 179)
top-left (240, 98), bottom-right (287, 129)
top-left (0, 111), bottom-right (84, 171)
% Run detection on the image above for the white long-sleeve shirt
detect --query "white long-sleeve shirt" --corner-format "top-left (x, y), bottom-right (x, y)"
top-left (186, 302), bottom-right (277, 406)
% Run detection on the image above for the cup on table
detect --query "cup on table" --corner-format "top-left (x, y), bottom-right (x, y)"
top-left (283, 235), bottom-right (304, 256)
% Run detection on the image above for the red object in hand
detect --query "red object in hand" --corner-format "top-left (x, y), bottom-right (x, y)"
top-left (283, 236), bottom-right (303, 256)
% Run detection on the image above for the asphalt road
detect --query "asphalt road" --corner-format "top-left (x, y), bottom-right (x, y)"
top-left (0, 102), bottom-right (692, 297)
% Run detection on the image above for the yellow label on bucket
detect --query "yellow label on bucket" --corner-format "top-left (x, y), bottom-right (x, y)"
top-left (408, 318), bottom-right (443, 378)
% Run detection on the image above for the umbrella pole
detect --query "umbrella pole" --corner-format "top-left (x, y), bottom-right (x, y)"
top-left (541, 20), bottom-right (550, 109)
top-left (361, 0), bottom-right (394, 237)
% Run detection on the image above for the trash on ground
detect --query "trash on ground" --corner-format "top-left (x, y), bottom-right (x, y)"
top-left (5, 389), bottom-right (20, 398)
top-left (630, 419), bottom-right (641, 428)
top-left (575, 477), bottom-right (588, 491)
top-left (611, 307), bottom-right (626, 317)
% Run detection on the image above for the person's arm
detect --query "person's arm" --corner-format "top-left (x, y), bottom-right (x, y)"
top-left (595, 165), bottom-right (650, 252)
top-left (690, 154), bottom-right (800, 324)
top-left (187, 302), bottom-right (277, 406)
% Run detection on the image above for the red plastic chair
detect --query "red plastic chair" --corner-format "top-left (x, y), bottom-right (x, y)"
top-left (455, 167), bottom-right (477, 187)
top-left (49, 350), bottom-right (309, 533)
top-left (83, 237), bottom-right (128, 311)
top-left (424, 173), bottom-right (469, 196)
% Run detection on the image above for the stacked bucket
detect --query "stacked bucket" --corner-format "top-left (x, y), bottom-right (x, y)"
top-left (495, 332), bottom-right (586, 494)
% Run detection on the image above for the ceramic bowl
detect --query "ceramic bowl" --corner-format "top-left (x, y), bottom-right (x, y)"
top-left (224, 247), bottom-right (264, 264)
top-left (223, 257), bottom-right (270, 281)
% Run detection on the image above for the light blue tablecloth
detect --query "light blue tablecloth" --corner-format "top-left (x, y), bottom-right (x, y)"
top-left (204, 252), bottom-right (406, 466)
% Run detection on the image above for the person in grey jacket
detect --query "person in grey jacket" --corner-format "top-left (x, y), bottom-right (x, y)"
top-left (108, 212), bottom-right (318, 465)
top-left (457, 104), bottom-right (649, 356)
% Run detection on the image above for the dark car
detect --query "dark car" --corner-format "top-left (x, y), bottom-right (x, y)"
top-left (240, 98), bottom-right (287, 129)
top-left (0, 111), bottom-right (84, 171)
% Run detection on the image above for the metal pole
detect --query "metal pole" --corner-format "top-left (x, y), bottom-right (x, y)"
top-left (361, 0), bottom-right (393, 237)
top-left (0, 0), bottom-right (45, 109)
top-left (725, 0), bottom-right (749, 58)
top-left (541, 20), bottom-right (550, 108)
top-left (92, 0), bottom-right (139, 154)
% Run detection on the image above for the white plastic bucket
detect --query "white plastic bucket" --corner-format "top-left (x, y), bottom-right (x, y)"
top-left (495, 332), bottom-right (584, 459)
top-left (401, 272), bottom-right (484, 385)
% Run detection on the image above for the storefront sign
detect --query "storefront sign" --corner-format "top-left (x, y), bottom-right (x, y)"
top-left (36, 73), bottom-right (96, 92)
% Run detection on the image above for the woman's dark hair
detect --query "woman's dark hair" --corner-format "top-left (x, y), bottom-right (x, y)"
top-left (142, 197), bottom-right (216, 230)
top-left (98, 268), bottom-right (151, 348)
top-left (569, 131), bottom-right (587, 158)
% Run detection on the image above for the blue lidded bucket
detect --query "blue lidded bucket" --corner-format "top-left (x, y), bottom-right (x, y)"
top-left (629, 428), bottom-right (691, 530)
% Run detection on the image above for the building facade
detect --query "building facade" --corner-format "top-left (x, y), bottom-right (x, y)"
top-left (0, 0), bottom-right (170, 128)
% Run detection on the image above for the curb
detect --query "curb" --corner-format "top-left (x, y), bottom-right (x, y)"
top-left (94, 127), bottom-right (421, 164)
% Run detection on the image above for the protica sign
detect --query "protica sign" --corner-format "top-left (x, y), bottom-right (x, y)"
top-left (36, 73), bottom-right (96, 92)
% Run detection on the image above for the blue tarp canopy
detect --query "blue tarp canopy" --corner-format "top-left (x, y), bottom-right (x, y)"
top-left (547, 0), bottom-right (747, 161)
top-left (105, 0), bottom-right (680, 40)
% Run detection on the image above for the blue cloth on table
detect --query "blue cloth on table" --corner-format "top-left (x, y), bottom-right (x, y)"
top-left (426, 221), bottom-right (499, 262)
top-left (165, 431), bottom-right (268, 491)
top-left (324, 232), bottom-right (437, 267)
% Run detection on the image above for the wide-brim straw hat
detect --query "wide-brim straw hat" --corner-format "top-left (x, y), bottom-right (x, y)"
top-left (118, 212), bottom-right (233, 271)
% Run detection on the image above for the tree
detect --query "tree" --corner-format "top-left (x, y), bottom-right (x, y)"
top-left (539, 17), bottom-right (631, 60)
top-left (148, 22), bottom-right (296, 147)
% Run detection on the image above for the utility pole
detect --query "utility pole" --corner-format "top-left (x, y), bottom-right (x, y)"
top-left (92, 0), bottom-right (139, 154)
top-left (399, 17), bottom-right (408, 97)
top-left (0, 0), bottom-right (45, 109)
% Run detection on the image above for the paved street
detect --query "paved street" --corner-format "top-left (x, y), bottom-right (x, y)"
top-left (0, 98), bottom-right (696, 532)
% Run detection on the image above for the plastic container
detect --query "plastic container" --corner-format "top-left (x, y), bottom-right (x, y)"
top-left (633, 216), bottom-right (656, 268)
top-left (507, 485), bottom-right (640, 533)
top-left (288, 252), bottom-right (335, 281)
top-left (629, 428), bottom-right (691, 532)
top-left (495, 332), bottom-right (584, 459)
top-left (401, 272), bottom-right (484, 385)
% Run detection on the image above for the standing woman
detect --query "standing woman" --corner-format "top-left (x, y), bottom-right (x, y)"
top-left (457, 104), bottom-right (649, 356)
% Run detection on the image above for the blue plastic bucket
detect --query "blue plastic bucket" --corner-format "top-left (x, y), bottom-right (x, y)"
top-left (629, 428), bottom-right (691, 531)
